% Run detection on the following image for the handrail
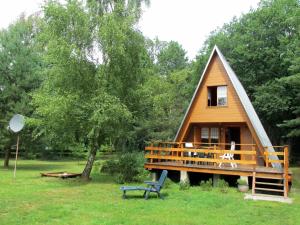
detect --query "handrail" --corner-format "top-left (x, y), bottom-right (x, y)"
top-left (148, 141), bottom-right (257, 146)
top-left (146, 146), bottom-right (255, 155)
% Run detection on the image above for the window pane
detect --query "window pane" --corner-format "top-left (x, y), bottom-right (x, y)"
top-left (211, 128), bottom-right (219, 139)
top-left (217, 86), bottom-right (227, 106)
top-left (201, 128), bottom-right (209, 138)
top-left (218, 97), bottom-right (227, 106)
top-left (211, 128), bottom-right (219, 144)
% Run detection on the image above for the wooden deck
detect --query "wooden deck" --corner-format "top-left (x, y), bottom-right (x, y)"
top-left (144, 142), bottom-right (291, 197)
top-left (145, 162), bottom-right (291, 180)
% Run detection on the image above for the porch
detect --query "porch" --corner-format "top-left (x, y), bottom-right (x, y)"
top-left (144, 142), bottom-right (291, 197)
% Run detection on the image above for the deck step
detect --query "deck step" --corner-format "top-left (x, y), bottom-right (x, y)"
top-left (255, 182), bottom-right (284, 186)
top-left (255, 187), bottom-right (284, 192)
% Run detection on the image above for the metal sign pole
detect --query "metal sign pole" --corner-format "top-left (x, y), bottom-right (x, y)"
top-left (9, 114), bottom-right (24, 178)
top-left (13, 135), bottom-right (20, 178)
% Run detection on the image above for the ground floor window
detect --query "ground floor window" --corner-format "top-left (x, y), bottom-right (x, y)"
top-left (201, 127), bottom-right (219, 145)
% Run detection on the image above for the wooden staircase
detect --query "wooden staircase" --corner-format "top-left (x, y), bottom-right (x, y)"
top-left (251, 146), bottom-right (290, 198)
top-left (252, 172), bottom-right (288, 198)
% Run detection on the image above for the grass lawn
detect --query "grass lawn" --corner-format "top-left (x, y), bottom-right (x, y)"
top-left (0, 159), bottom-right (299, 225)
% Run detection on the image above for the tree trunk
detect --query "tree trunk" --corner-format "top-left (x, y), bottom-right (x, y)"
top-left (4, 148), bottom-right (11, 168)
top-left (81, 146), bottom-right (98, 180)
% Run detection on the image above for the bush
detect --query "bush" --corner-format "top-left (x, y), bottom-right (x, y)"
top-left (101, 152), bottom-right (147, 183)
top-left (217, 179), bottom-right (229, 193)
top-left (164, 178), bottom-right (174, 189)
top-left (179, 180), bottom-right (190, 190)
top-left (200, 179), bottom-right (213, 191)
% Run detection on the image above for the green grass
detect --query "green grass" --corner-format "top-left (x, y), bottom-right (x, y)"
top-left (0, 160), bottom-right (300, 225)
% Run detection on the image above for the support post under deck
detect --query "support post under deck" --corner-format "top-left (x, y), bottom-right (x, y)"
top-left (180, 171), bottom-right (190, 184)
top-left (213, 174), bottom-right (220, 187)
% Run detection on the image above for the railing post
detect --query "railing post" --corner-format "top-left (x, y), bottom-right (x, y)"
top-left (252, 145), bottom-right (256, 171)
top-left (284, 146), bottom-right (289, 198)
top-left (150, 142), bottom-right (153, 163)
top-left (181, 143), bottom-right (185, 165)
top-left (265, 147), bottom-right (269, 168)
top-left (214, 145), bottom-right (217, 166)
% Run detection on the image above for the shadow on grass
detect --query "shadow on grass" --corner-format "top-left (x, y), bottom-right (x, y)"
top-left (122, 193), bottom-right (169, 200)
top-left (15, 163), bottom-right (65, 171)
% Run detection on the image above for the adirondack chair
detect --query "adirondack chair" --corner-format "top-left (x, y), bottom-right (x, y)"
top-left (120, 170), bottom-right (168, 200)
top-left (218, 141), bottom-right (237, 168)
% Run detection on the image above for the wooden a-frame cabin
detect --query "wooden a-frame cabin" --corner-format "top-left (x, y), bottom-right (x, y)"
top-left (144, 46), bottom-right (291, 198)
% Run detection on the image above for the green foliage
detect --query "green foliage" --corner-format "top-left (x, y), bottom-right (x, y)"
top-left (0, 15), bottom-right (42, 159)
top-left (179, 180), bottom-right (190, 191)
top-left (163, 177), bottom-right (174, 189)
top-left (217, 179), bottom-right (229, 193)
top-left (101, 152), bottom-right (146, 183)
top-left (278, 43), bottom-right (300, 137)
top-left (157, 41), bottom-right (188, 75)
top-left (200, 179), bottom-right (213, 191)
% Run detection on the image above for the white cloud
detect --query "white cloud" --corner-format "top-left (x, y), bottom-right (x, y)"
top-left (0, 0), bottom-right (260, 60)
top-left (138, 0), bottom-right (260, 59)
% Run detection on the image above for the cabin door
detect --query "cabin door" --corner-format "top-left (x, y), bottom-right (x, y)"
top-left (225, 127), bottom-right (240, 159)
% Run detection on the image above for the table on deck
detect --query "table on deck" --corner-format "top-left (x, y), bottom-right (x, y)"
top-left (185, 146), bottom-right (215, 166)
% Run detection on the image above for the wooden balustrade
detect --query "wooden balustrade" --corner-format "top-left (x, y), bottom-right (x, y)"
top-left (145, 142), bottom-right (290, 197)
top-left (263, 145), bottom-right (289, 197)
top-left (145, 142), bottom-right (257, 167)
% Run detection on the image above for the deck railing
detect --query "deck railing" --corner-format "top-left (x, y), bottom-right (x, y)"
top-left (145, 142), bottom-right (257, 168)
top-left (145, 142), bottom-right (290, 197)
top-left (264, 146), bottom-right (289, 197)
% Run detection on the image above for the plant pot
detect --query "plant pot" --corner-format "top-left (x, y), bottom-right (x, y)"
top-left (238, 184), bottom-right (249, 192)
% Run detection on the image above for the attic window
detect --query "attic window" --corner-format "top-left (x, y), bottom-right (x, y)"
top-left (208, 86), bottom-right (227, 106)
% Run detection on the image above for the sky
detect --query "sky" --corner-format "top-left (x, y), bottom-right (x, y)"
top-left (0, 0), bottom-right (260, 60)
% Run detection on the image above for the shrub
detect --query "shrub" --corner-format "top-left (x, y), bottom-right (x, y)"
top-left (179, 180), bottom-right (190, 190)
top-left (101, 159), bottom-right (119, 175)
top-left (200, 179), bottom-right (213, 191)
top-left (164, 178), bottom-right (174, 189)
top-left (217, 179), bottom-right (229, 193)
top-left (101, 152), bottom-right (147, 183)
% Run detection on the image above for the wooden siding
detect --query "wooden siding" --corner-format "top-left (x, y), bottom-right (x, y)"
top-left (177, 54), bottom-right (248, 142)
top-left (240, 125), bottom-right (254, 161)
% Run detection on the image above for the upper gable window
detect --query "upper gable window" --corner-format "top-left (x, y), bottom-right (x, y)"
top-left (207, 86), bottom-right (227, 106)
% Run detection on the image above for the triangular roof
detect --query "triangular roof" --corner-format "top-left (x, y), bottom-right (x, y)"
top-left (174, 46), bottom-right (279, 168)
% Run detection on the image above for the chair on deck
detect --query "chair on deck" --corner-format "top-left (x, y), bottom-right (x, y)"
top-left (120, 170), bottom-right (168, 200)
top-left (219, 141), bottom-right (237, 168)
top-left (185, 142), bottom-right (197, 164)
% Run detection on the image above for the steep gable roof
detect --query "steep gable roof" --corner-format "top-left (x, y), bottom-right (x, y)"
top-left (174, 46), bottom-right (280, 168)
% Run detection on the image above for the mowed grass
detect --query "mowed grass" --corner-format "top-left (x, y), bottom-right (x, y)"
top-left (0, 160), bottom-right (300, 225)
